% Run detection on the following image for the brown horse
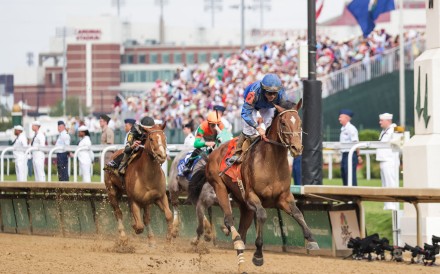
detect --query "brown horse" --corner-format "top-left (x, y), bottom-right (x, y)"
top-left (104, 123), bottom-right (173, 245)
top-left (189, 101), bottom-right (319, 273)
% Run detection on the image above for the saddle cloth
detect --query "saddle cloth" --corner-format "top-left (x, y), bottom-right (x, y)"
top-left (177, 150), bottom-right (202, 179)
top-left (220, 137), bottom-right (242, 183)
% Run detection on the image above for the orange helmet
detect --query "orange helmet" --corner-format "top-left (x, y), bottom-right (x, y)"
top-left (207, 112), bottom-right (221, 124)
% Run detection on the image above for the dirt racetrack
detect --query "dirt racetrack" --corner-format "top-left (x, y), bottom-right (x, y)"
top-left (0, 234), bottom-right (439, 274)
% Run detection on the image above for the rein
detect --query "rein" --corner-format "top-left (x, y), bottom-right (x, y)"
top-left (143, 129), bottom-right (166, 163)
top-left (263, 109), bottom-right (302, 155)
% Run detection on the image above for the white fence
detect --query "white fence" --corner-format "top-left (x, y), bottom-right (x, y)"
top-left (0, 142), bottom-right (397, 184)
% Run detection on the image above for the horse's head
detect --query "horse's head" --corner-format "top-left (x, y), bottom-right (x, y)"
top-left (141, 122), bottom-right (167, 164)
top-left (273, 99), bottom-right (303, 157)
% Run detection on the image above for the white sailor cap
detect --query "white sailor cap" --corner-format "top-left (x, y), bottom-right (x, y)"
top-left (32, 121), bottom-right (41, 126)
top-left (379, 113), bottom-right (393, 120)
top-left (78, 125), bottom-right (89, 132)
top-left (14, 125), bottom-right (24, 131)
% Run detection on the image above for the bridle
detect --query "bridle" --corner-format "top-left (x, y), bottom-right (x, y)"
top-left (143, 129), bottom-right (167, 163)
top-left (264, 109), bottom-right (303, 157)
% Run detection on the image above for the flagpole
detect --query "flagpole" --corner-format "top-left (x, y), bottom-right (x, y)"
top-left (399, 0), bottom-right (405, 127)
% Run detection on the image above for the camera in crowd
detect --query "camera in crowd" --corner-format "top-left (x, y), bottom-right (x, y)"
top-left (347, 234), bottom-right (439, 265)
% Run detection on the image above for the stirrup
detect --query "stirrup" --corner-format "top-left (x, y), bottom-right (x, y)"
top-left (226, 155), bottom-right (239, 167)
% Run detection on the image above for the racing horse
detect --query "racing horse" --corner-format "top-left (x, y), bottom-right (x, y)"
top-left (104, 122), bottom-right (173, 245)
top-left (168, 129), bottom-right (232, 245)
top-left (189, 100), bottom-right (319, 273)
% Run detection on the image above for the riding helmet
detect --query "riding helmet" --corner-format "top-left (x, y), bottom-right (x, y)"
top-left (140, 116), bottom-right (155, 127)
top-left (207, 112), bottom-right (221, 124)
top-left (261, 73), bottom-right (282, 93)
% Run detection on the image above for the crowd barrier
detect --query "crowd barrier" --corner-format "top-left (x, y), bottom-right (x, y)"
top-left (0, 142), bottom-right (396, 184)
top-left (1, 182), bottom-right (439, 256)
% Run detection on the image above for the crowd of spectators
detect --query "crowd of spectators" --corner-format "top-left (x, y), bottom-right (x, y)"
top-left (72, 30), bottom-right (425, 136)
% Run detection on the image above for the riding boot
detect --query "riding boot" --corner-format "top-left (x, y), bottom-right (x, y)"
top-left (226, 133), bottom-right (246, 167)
top-left (182, 148), bottom-right (201, 175)
top-left (118, 153), bottom-right (130, 175)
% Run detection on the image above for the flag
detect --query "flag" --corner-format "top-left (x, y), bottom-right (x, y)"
top-left (316, 0), bottom-right (325, 19)
top-left (371, 0), bottom-right (395, 21)
top-left (347, 0), bottom-right (375, 38)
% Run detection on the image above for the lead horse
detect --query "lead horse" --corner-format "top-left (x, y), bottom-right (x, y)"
top-left (104, 123), bottom-right (174, 244)
top-left (189, 100), bottom-right (319, 273)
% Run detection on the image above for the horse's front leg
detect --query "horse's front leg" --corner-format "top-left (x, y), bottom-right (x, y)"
top-left (247, 191), bottom-right (267, 267)
top-left (143, 204), bottom-right (155, 247)
top-left (155, 193), bottom-right (174, 242)
top-left (212, 181), bottom-right (246, 273)
top-left (277, 192), bottom-right (319, 250)
top-left (169, 177), bottom-right (181, 238)
top-left (105, 178), bottom-right (127, 242)
top-left (130, 200), bottom-right (144, 234)
top-left (191, 199), bottom-right (206, 246)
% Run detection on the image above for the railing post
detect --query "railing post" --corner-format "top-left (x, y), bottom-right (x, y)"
top-left (100, 145), bottom-right (120, 183)
top-left (48, 146), bottom-right (65, 182)
top-left (1, 147), bottom-right (14, 182)
top-left (348, 142), bottom-right (369, 186)
top-left (366, 152), bottom-right (371, 180)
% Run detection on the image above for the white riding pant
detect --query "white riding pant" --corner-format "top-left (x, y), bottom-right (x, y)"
top-left (242, 108), bottom-right (275, 136)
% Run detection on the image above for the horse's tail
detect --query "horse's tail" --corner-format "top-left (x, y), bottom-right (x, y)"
top-left (187, 153), bottom-right (208, 205)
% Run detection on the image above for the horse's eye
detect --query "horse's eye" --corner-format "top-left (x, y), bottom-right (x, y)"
top-left (149, 138), bottom-right (153, 141)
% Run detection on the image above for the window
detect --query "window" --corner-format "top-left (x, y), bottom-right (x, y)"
top-left (210, 52), bottom-right (219, 61)
top-left (174, 53), bottom-right (182, 64)
top-left (126, 55), bottom-right (134, 64)
top-left (162, 53), bottom-right (170, 64)
top-left (186, 53), bottom-right (194, 64)
top-left (138, 54), bottom-right (146, 64)
top-left (150, 53), bottom-right (158, 64)
top-left (198, 53), bottom-right (207, 63)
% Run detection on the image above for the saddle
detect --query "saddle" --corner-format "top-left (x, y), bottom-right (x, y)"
top-left (219, 137), bottom-right (252, 183)
top-left (103, 150), bottom-right (142, 176)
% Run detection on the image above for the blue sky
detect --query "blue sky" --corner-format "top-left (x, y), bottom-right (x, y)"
top-left (0, 0), bottom-right (345, 73)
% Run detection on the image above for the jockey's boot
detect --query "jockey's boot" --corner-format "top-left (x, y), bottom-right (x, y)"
top-left (182, 148), bottom-right (201, 175)
top-left (226, 133), bottom-right (246, 167)
top-left (118, 153), bottom-right (130, 176)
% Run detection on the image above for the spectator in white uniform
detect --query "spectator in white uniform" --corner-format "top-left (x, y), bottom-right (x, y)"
top-left (377, 113), bottom-right (401, 210)
top-left (12, 125), bottom-right (28, 181)
top-left (77, 125), bottom-right (93, 182)
top-left (31, 121), bottom-right (46, 182)
top-left (183, 123), bottom-right (195, 147)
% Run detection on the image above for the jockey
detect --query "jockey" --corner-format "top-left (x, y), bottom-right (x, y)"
top-left (118, 116), bottom-right (155, 175)
top-left (182, 111), bottom-right (224, 175)
top-left (226, 73), bottom-right (289, 166)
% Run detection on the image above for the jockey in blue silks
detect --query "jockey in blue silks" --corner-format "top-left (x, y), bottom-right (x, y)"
top-left (226, 73), bottom-right (289, 166)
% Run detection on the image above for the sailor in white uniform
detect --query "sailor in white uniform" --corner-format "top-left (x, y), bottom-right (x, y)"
top-left (377, 113), bottom-right (401, 210)
top-left (12, 125), bottom-right (28, 181)
top-left (77, 125), bottom-right (93, 182)
top-left (31, 121), bottom-right (46, 182)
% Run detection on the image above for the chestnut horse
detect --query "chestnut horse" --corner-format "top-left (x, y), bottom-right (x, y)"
top-left (189, 101), bottom-right (319, 273)
top-left (104, 123), bottom-right (173, 244)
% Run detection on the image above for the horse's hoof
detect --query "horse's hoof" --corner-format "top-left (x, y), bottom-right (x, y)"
top-left (190, 238), bottom-right (199, 246)
top-left (307, 241), bottom-right (320, 250)
top-left (252, 256), bottom-right (264, 267)
top-left (204, 234), bottom-right (212, 242)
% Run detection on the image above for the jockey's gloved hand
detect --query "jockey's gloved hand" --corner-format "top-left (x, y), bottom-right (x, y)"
top-left (257, 127), bottom-right (266, 137)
